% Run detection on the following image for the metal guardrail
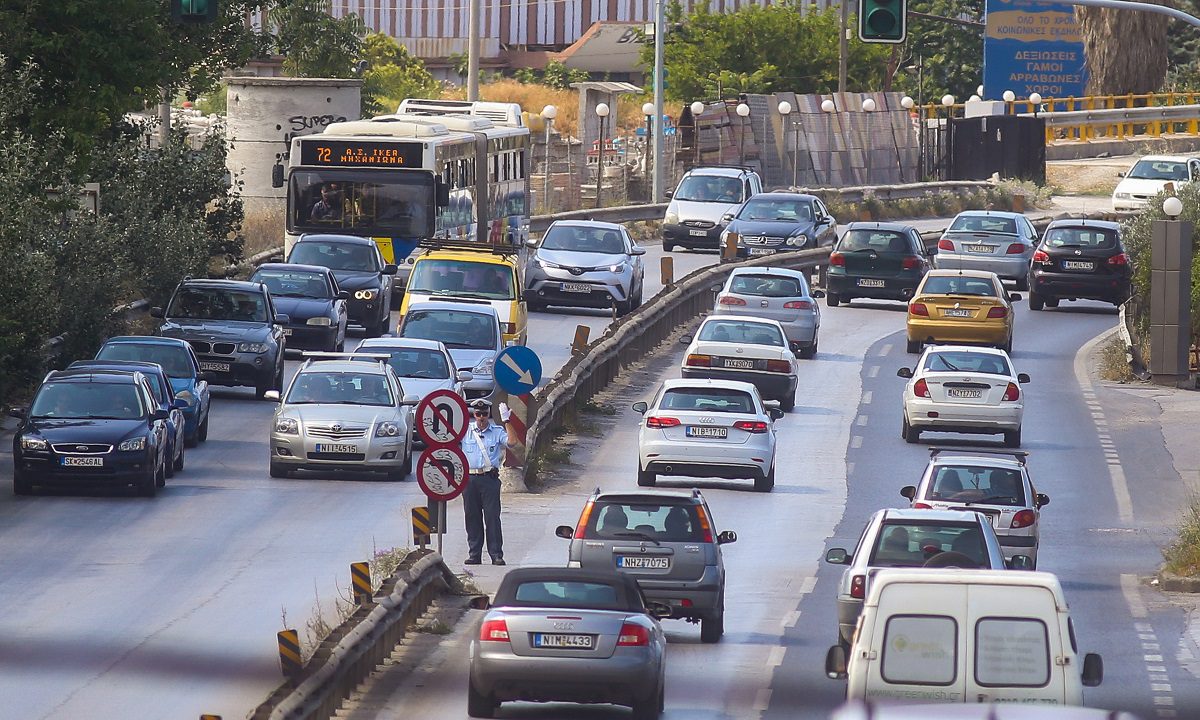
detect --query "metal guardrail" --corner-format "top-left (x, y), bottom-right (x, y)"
top-left (529, 203), bottom-right (668, 234)
top-left (796, 180), bottom-right (994, 204)
top-left (1027, 105), bottom-right (1200, 144)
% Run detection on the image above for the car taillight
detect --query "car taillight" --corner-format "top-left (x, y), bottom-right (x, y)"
top-left (830, 252), bottom-right (845, 267)
top-left (987, 306), bottom-right (1008, 318)
top-left (1011, 509), bottom-right (1037, 529)
top-left (480, 618), bottom-right (510, 642)
top-left (734, 420), bottom-right (769, 433)
top-left (718, 295), bottom-right (748, 306)
top-left (617, 622), bottom-right (651, 646)
top-left (695, 505), bottom-right (715, 543)
top-left (686, 354), bottom-right (712, 367)
top-left (914, 378), bottom-right (930, 398)
top-left (850, 575), bottom-right (866, 599)
top-left (901, 256), bottom-right (921, 270)
top-left (938, 238), bottom-right (954, 251)
top-left (913, 502), bottom-right (933, 509)
top-left (783, 300), bottom-right (812, 309)
top-left (1002, 382), bottom-right (1020, 401)
top-left (646, 416), bottom-right (682, 429)
top-left (1032, 249), bottom-right (1050, 264)
top-left (574, 500), bottom-right (595, 539)
top-left (765, 359), bottom-right (792, 373)
top-left (909, 302), bottom-right (929, 317)
top-left (1108, 252), bottom-right (1129, 267)
top-left (1006, 243), bottom-right (1026, 255)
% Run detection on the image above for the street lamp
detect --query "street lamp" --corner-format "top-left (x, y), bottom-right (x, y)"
top-left (1002, 89), bottom-right (1016, 116)
top-left (1029, 92), bottom-right (1043, 118)
top-left (862, 98), bottom-right (877, 184)
top-left (821, 99), bottom-right (836, 185)
top-left (862, 98), bottom-right (877, 112)
top-left (1164, 195), bottom-right (1184, 218)
top-left (969, 95), bottom-right (981, 102)
top-left (642, 101), bottom-right (655, 194)
top-left (595, 102), bottom-right (610, 209)
top-left (541, 104), bottom-right (557, 214)
top-left (736, 102), bottom-right (750, 165)
top-left (778, 100), bottom-right (799, 188)
top-left (690, 101), bottom-right (705, 165)
top-left (976, 85), bottom-right (985, 98)
top-left (938, 95), bottom-right (955, 182)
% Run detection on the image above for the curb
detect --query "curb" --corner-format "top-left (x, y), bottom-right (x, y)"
top-left (1158, 571), bottom-right (1200, 593)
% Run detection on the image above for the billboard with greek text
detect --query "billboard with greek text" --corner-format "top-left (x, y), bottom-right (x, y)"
top-left (983, 0), bottom-right (1088, 101)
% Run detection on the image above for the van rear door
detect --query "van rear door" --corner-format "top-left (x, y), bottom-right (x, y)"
top-left (965, 583), bottom-right (1067, 704)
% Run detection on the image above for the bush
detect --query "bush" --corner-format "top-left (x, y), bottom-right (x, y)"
top-left (1121, 182), bottom-right (1200, 336)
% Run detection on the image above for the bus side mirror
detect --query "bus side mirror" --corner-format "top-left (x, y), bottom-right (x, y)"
top-left (435, 178), bottom-right (450, 207)
top-left (271, 164), bottom-right (285, 189)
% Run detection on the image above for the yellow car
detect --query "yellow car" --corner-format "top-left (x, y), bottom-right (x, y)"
top-left (399, 249), bottom-right (527, 345)
top-left (906, 269), bottom-right (1018, 354)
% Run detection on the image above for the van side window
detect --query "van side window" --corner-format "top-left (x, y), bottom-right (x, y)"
top-left (975, 617), bottom-right (1051, 687)
top-left (881, 615), bottom-right (958, 686)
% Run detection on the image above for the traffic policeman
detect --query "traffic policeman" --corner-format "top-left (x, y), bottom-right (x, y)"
top-left (461, 398), bottom-right (515, 565)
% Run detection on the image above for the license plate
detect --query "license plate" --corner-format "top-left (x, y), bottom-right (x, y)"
top-left (749, 247), bottom-right (774, 256)
top-left (943, 308), bottom-right (971, 317)
top-left (857, 278), bottom-right (886, 287)
top-left (561, 283), bottom-right (591, 293)
top-left (282, 328), bottom-right (293, 336)
top-left (722, 358), bottom-right (755, 369)
top-left (689, 229), bottom-right (708, 237)
top-left (199, 361), bottom-right (231, 372)
top-left (315, 443), bottom-right (358, 453)
top-left (62, 456), bottom-right (103, 467)
top-left (532, 633), bottom-right (595, 649)
top-left (947, 388), bottom-right (983, 399)
top-left (686, 425), bottom-right (728, 438)
top-left (1062, 260), bottom-right (1094, 270)
top-left (618, 556), bottom-right (670, 569)
top-left (966, 244), bottom-right (997, 253)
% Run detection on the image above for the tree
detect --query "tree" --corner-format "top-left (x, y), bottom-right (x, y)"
top-left (541, 60), bottom-right (590, 90)
top-left (360, 34), bottom-right (442, 116)
top-left (271, 0), bottom-right (366, 78)
top-left (1165, 0), bottom-right (1200, 90)
top-left (1078, 1), bottom-right (1170, 95)
top-left (890, 0), bottom-right (985, 104)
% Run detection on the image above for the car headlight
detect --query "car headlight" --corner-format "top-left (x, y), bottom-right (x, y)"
top-left (1114, 192), bottom-right (1131, 199)
top-left (238, 342), bottom-right (269, 353)
top-left (275, 417), bottom-right (299, 434)
top-left (664, 211), bottom-right (679, 225)
top-left (355, 289), bottom-right (378, 300)
top-left (608, 261), bottom-right (628, 273)
top-left (375, 421), bottom-right (401, 437)
top-left (473, 356), bottom-right (495, 375)
top-left (118, 436), bottom-right (147, 452)
top-left (787, 233), bottom-right (809, 247)
top-left (20, 436), bottom-right (48, 451)
top-left (307, 317), bottom-right (333, 326)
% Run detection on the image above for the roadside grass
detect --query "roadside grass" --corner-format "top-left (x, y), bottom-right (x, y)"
top-left (1097, 335), bottom-right (1139, 383)
top-left (242, 203), bottom-right (285, 258)
top-left (582, 400), bottom-right (619, 416)
top-left (1163, 497), bottom-right (1200, 577)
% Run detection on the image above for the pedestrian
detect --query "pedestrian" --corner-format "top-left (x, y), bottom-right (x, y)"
top-left (461, 398), bottom-right (515, 566)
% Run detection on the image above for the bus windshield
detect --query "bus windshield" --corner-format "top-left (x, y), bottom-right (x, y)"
top-left (289, 169), bottom-right (436, 238)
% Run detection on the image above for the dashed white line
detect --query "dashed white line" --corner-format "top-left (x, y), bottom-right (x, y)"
top-left (867, 365), bottom-right (879, 378)
top-left (783, 610), bottom-right (801, 628)
top-left (752, 688), bottom-right (772, 711)
top-left (1122, 576), bottom-right (1148, 619)
top-left (1152, 683), bottom-right (1173, 692)
top-left (880, 343), bottom-right (893, 356)
top-left (851, 435), bottom-right (863, 449)
top-left (855, 415), bottom-right (868, 426)
top-left (767, 646), bottom-right (786, 667)
top-left (862, 390), bottom-right (873, 405)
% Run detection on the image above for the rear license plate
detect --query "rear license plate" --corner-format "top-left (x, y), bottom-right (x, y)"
top-left (1062, 260), bottom-right (1094, 270)
top-left (199, 362), bottom-right (231, 372)
top-left (965, 244), bottom-right (997, 253)
top-left (61, 456), bottom-right (103, 467)
top-left (749, 248), bottom-right (774, 256)
top-left (315, 443), bottom-right (358, 453)
top-left (943, 308), bottom-right (971, 317)
top-left (947, 388), bottom-right (983, 399)
top-left (722, 358), bottom-right (755, 369)
top-left (532, 633), bottom-right (595, 649)
top-left (618, 556), bottom-right (670, 569)
top-left (561, 282), bottom-right (591, 293)
top-left (689, 229), bottom-right (708, 237)
top-left (857, 278), bottom-right (886, 287)
top-left (686, 426), bottom-right (728, 438)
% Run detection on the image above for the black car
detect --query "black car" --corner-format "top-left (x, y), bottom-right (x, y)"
top-left (10, 369), bottom-right (170, 496)
top-left (153, 278), bottom-right (288, 400)
top-left (826, 222), bottom-right (933, 306)
top-left (286, 234), bottom-right (398, 337)
top-left (721, 192), bottom-right (838, 257)
top-left (250, 263), bottom-right (349, 352)
top-left (1029, 219), bottom-right (1131, 310)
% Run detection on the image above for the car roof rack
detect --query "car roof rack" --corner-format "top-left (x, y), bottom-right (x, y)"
top-left (692, 164), bottom-right (756, 173)
top-left (929, 446), bottom-right (1028, 465)
top-left (417, 237), bottom-right (521, 256)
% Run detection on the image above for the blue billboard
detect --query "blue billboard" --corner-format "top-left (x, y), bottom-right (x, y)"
top-left (983, 0), bottom-right (1088, 101)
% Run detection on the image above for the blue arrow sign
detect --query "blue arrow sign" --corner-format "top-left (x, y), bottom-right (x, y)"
top-left (493, 345), bottom-right (542, 396)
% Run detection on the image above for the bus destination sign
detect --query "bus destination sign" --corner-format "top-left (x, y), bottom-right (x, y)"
top-left (299, 139), bottom-right (423, 168)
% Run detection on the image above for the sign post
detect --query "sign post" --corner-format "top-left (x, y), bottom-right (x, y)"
top-left (416, 445), bottom-right (470, 553)
top-left (414, 390), bottom-right (470, 555)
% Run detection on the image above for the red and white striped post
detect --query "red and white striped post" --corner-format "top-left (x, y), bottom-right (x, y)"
top-left (504, 393), bottom-right (530, 469)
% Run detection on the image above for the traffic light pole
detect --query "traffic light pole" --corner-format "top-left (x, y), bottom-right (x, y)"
top-left (652, 0), bottom-right (666, 202)
top-left (838, 0), bottom-right (849, 93)
top-left (1029, 0), bottom-right (1200, 27)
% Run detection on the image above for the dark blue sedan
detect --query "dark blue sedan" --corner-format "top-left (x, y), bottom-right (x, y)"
top-left (95, 336), bottom-right (211, 446)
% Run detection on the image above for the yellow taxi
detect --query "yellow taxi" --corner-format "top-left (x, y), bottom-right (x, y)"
top-left (906, 269), bottom-right (1018, 354)
top-left (399, 249), bottom-right (527, 345)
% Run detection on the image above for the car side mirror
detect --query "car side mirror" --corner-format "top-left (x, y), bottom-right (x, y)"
top-left (1116, 171), bottom-right (1125, 178)
top-left (151, 409), bottom-right (169, 421)
top-left (811, 289), bottom-right (826, 298)
top-left (8, 407), bottom-right (26, 419)
top-left (274, 314), bottom-right (291, 325)
top-left (664, 189), bottom-right (673, 198)
top-left (173, 398), bottom-right (189, 410)
top-left (679, 334), bottom-right (694, 345)
top-left (555, 525), bottom-right (575, 539)
top-left (768, 408), bottom-right (785, 420)
top-left (717, 530), bottom-right (737, 544)
top-left (721, 213), bottom-right (735, 223)
top-left (337, 290), bottom-right (350, 300)
top-left (150, 306), bottom-right (164, 319)
top-left (897, 367), bottom-right (913, 379)
top-left (1018, 373), bottom-right (1031, 384)
top-left (468, 595), bottom-right (491, 611)
top-left (646, 602), bottom-right (673, 619)
top-left (1007, 554), bottom-right (1034, 571)
top-left (271, 163), bottom-right (285, 189)
top-left (900, 485), bottom-right (916, 500)
top-left (263, 390), bottom-right (281, 402)
top-left (400, 393), bottom-right (420, 406)
top-left (435, 177), bottom-right (451, 207)
top-left (1082, 652), bottom-right (1103, 687)
top-left (632, 401), bottom-right (648, 414)
top-left (457, 370), bottom-right (474, 383)
top-left (383, 264), bottom-right (398, 275)
top-left (1009, 292), bottom-right (1022, 302)
top-left (630, 246), bottom-right (647, 256)
top-left (1036, 493), bottom-right (1050, 507)
top-left (525, 237), bottom-right (539, 247)
top-left (825, 548), bottom-right (850, 565)
top-left (825, 644), bottom-right (848, 679)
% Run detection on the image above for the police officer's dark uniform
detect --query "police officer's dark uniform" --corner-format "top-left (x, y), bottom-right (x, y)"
top-left (461, 398), bottom-right (515, 565)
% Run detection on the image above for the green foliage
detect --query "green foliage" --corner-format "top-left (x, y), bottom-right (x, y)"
top-left (891, 0), bottom-right (985, 103)
top-left (541, 60), bottom-right (590, 90)
top-left (448, 52), bottom-right (470, 79)
top-left (1166, 0), bottom-right (1200, 91)
top-left (1120, 183), bottom-right (1200, 336)
top-left (360, 34), bottom-right (441, 116)
top-left (195, 83), bottom-right (228, 116)
top-left (271, 0), bottom-right (366, 78)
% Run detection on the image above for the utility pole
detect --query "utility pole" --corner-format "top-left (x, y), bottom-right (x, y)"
top-left (158, 87), bottom-right (171, 148)
top-left (467, 0), bottom-right (481, 101)
top-left (838, 0), bottom-right (849, 93)
top-left (652, 0), bottom-right (666, 202)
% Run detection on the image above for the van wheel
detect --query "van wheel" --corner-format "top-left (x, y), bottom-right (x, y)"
top-left (780, 393), bottom-right (796, 412)
top-left (637, 468), bottom-right (657, 487)
top-left (700, 601), bottom-right (724, 643)
top-left (466, 683), bottom-right (496, 718)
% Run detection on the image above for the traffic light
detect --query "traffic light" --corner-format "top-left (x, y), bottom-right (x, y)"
top-left (858, 0), bottom-right (906, 43)
top-left (171, 0), bottom-right (219, 24)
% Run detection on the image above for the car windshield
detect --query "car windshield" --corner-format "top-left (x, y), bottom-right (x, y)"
top-left (408, 259), bottom-right (515, 300)
top-left (1127, 159), bottom-right (1189, 180)
top-left (928, 465), bottom-right (1026, 506)
top-left (251, 269), bottom-right (331, 299)
top-left (584, 501), bottom-right (705, 542)
top-left (30, 381), bottom-right (145, 420)
top-left (288, 242), bottom-right (380, 272)
top-left (512, 581), bottom-right (620, 608)
top-left (97, 343), bottom-right (193, 379)
top-left (920, 276), bottom-right (998, 297)
top-left (737, 198), bottom-right (813, 222)
top-left (869, 522), bottom-right (989, 568)
top-left (166, 287), bottom-right (268, 323)
top-left (839, 229), bottom-right (910, 253)
top-left (698, 319), bottom-right (785, 347)
top-left (673, 175), bottom-right (744, 203)
top-left (371, 348), bottom-right (451, 379)
top-left (541, 225), bottom-right (628, 254)
top-left (659, 387), bottom-right (756, 413)
top-left (1043, 227), bottom-right (1119, 250)
top-left (728, 273), bottom-right (805, 298)
top-left (285, 371), bottom-right (393, 406)
top-left (401, 309), bottom-right (496, 350)
top-left (923, 351), bottom-right (1011, 375)
top-left (948, 215), bottom-right (1017, 235)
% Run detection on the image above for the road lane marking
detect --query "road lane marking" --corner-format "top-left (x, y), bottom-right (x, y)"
top-left (867, 365), bottom-right (879, 378)
top-left (1123, 574), bottom-right (1148, 618)
top-left (783, 610), bottom-right (801, 628)
top-left (855, 415), bottom-right (868, 426)
top-left (862, 391), bottom-right (873, 405)
top-left (753, 688), bottom-right (772, 711)
top-left (851, 435), bottom-right (863, 449)
top-left (768, 646), bottom-right (786, 667)
top-left (880, 343), bottom-right (893, 356)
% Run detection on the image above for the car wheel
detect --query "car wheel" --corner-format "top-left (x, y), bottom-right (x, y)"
top-left (174, 443), bottom-right (185, 473)
top-left (633, 285), bottom-right (644, 309)
top-left (1028, 290), bottom-right (1045, 311)
top-left (903, 416), bottom-right (920, 444)
top-left (631, 680), bottom-right (664, 720)
top-left (700, 602), bottom-right (724, 643)
top-left (754, 464), bottom-right (775, 492)
top-left (780, 392), bottom-right (796, 412)
top-left (1004, 428), bottom-right (1022, 448)
top-left (1045, 296), bottom-right (1060, 308)
top-left (663, 239), bottom-right (675, 252)
top-left (527, 298), bottom-right (545, 313)
top-left (138, 465), bottom-right (158, 497)
top-left (198, 412), bottom-right (209, 442)
top-left (617, 297), bottom-right (634, 316)
top-left (1015, 276), bottom-right (1029, 292)
top-left (637, 467), bottom-right (657, 487)
top-left (269, 461), bottom-right (291, 479)
top-left (13, 471), bottom-right (32, 496)
top-left (826, 291), bottom-right (840, 307)
top-left (906, 339), bottom-right (922, 354)
top-left (799, 336), bottom-right (818, 359)
top-left (466, 682), bottom-right (497, 718)
top-left (156, 454), bottom-right (167, 488)
top-left (1001, 336), bottom-right (1013, 354)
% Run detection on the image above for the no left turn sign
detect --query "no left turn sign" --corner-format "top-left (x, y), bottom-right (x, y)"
top-left (416, 446), bottom-right (469, 502)
top-left (415, 389), bottom-right (469, 446)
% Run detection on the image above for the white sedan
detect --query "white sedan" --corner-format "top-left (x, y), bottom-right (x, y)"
top-left (679, 315), bottom-right (799, 411)
top-left (897, 345), bottom-right (1030, 447)
top-left (633, 378), bottom-right (784, 492)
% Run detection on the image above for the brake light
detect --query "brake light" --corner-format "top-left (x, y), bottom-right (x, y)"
top-left (685, 354), bottom-right (712, 367)
top-left (646, 416), bottom-right (681, 429)
top-left (574, 500), bottom-right (595, 539)
top-left (938, 238), bottom-right (954, 251)
top-left (734, 420), bottom-right (769, 433)
top-left (987, 306), bottom-right (1008, 318)
top-left (913, 502), bottom-right (933, 509)
top-left (617, 622), bottom-right (651, 646)
top-left (1002, 382), bottom-right (1020, 402)
top-left (901, 256), bottom-right (921, 270)
top-left (850, 575), bottom-right (866, 599)
top-left (1011, 509), bottom-right (1037, 529)
top-left (718, 295), bottom-right (747, 306)
top-left (830, 252), bottom-right (845, 267)
top-left (695, 505), bottom-right (715, 543)
top-left (1032, 249), bottom-right (1050, 264)
top-left (909, 302), bottom-right (929, 317)
top-left (765, 359), bottom-right (792, 373)
top-left (783, 300), bottom-right (812, 309)
top-left (914, 379), bottom-right (930, 398)
top-left (1006, 243), bottom-right (1026, 255)
top-left (1107, 252), bottom-right (1129, 267)
top-left (480, 618), bottom-right (510, 642)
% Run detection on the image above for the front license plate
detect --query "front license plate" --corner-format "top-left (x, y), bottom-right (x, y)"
top-left (315, 443), bottom-right (358, 453)
top-left (618, 556), bottom-right (671, 569)
top-left (965, 244), bottom-right (997, 253)
top-left (282, 328), bottom-right (293, 336)
top-left (561, 282), bottom-right (591, 293)
top-left (749, 247), bottom-right (774, 256)
top-left (62, 456), bottom-right (103, 467)
top-left (199, 362), bottom-right (231, 373)
top-left (532, 633), bottom-right (595, 649)
top-left (722, 358), bottom-right (755, 369)
top-left (857, 278), bottom-right (886, 287)
top-left (689, 229), bottom-right (708, 237)
top-left (686, 425), bottom-right (728, 438)
top-left (943, 308), bottom-right (971, 317)
top-left (1062, 260), bottom-right (1094, 270)
top-left (947, 388), bottom-right (983, 399)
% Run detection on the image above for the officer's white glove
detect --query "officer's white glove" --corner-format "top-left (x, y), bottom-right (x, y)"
top-left (499, 402), bottom-right (512, 422)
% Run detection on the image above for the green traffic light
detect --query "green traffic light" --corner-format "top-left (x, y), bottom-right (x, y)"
top-left (868, 8), bottom-right (897, 33)
top-left (859, 0), bottom-right (905, 42)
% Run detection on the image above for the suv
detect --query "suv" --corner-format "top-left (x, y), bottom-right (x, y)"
top-left (555, 488), bottom-right (737, 643)
top-left (663, 166), bottom-right (763, 252)
top-left (1028, 219), bottom-right (1130, 310)
top-left (153, 278), bottom-right (288, 400)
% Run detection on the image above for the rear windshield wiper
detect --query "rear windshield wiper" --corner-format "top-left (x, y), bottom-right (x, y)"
top-left (611, 531), bottom-right (661, 546)
top-left (962, 495), bottom-right (1018, 505)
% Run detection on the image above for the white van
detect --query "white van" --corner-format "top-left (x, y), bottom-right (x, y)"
top-left (825, 569), bottom-right (1103, 705)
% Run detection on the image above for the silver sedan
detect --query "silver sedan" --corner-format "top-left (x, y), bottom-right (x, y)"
top-left (525, 220), bottom-right (647, 314)
top-left (933, 211), bottom-right (1039, 290)
top-left (713, 267), bottom-right (824, 358)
